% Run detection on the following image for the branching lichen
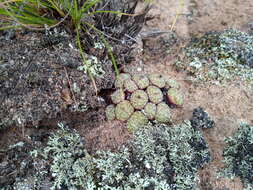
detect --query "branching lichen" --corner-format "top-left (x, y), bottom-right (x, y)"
top-left (221, 123), bottom-right (253, 189)
top-left (175, 29), bottom-right (253, 86)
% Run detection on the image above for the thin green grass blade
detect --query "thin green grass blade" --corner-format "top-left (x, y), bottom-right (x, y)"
top-left (82, 22), bottom-right (119, 76)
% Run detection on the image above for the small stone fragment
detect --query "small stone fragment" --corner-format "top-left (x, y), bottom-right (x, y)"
top-left (155, 102), bottom-right (171, 123)
top-left (105, 105), bottom-right (115, 120)
top-left (115, 73), bottom-right (131, 88)
top-left (148, 74), bottom-right (166, 88)
top-left (146, 86), bottom-right (163, 104)
top-left (167, 88), bottom-right (184, 107)
top-left (144, 102), bottom-right (156, 120)
top-left (124, 79), bottom-right (138, 92)
top-left (132, 74), bottom-right (150, 89)
top-left (115, 100), bottom-right (134, 121)
top-left (111, 89), bottom-right (125, 104)
top-left (127, 111), bottom-right (148, 132)
top-left (130, 90), bottom-right (148, 109)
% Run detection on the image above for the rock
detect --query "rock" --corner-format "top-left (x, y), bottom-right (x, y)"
top-left (124, 79), bottom-right (138, 92)
top-left (132, 74), bottom-right (150, 89)
top-left (166, 88), bottom-right (184, 107)
top-left (114, 73), bottom-right (131, 88)
top-left (105, 105), bottom-right (116, 121)
top-left (111, 89), bottom-right (125, 104)
top-left (146, 86), bottom-right (163, 104)
top-left (130, 90), bottom-right (148, 110)
top-left (148, 73), bottom-right (166, 88)
top-left (127, 111), bottom-right (148, 132)
top-left (144, 102), bottom-right (156, 120)
top-left (155, 102), bottom-right (171, 123)
top-left (115, 100), bottom-right (134, 121)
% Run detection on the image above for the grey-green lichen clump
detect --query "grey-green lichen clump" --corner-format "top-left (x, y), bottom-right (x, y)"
top-left (144, 102), bottom-right (156, 120)
top-left (29, 121), bottom-right (210, 190)
top-left (31, 123), bottom-right (96, 190)
top-left (105, 73), bottom-right (184, 132)
top-left (221, 123), bottom-right (253, 189)
top-left (174, 29), bottom-right (253, 86)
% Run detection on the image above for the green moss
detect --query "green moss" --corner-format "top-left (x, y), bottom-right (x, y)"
top-left (130, 90), bottom-right (148, 110)
top-left (148, 73), bottom-right (166, 88)
top-left (146, 85), bottom-right (163, 104)
top-left (167, 88), bottom-right (184, 106)
top-left (115, 73), bottom-right (131, 88)
top-left (132, 74), bottom-right (150, 89)
top-left (144, 102), bottom-right (157, 120)
top-left (105, 105), bottom-right (116, 121)
top-left (155, 102), bottom-right (171, 123)
top-left (124, 78), bottom-right (138, 92)
top-left (127, 111), bottom-right (148, 132)
top-left (111, 89), bottom-right (125, 104)
top-left (115, 100), bottom-right (134, 121)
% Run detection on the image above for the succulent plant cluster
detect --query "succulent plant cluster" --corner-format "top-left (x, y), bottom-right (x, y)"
top-left (105, 73), bottom-right (184, 132)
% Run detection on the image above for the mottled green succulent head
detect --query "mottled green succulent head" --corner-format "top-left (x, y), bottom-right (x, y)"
top-left (115, 100), bottom-right (134, 121)
top-left (130, 90), bottom-right (148, 110)
top-left (167, 88), bottom-right (184, 107)
top-left (148, 73), bottom-right (166, 88)
top-left (127, 111), bottom-right (148, 132)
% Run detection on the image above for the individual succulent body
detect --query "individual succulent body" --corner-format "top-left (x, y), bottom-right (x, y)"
top-left (111, 89), bottom-right (125, 104)
top-left (115, 100), bottom-right (134, 121)
top-left (132, 74), bottom-right (149, 89)
top-left (149, 73), bottom-right (166, 88)
top-left (155, 102), bottom-right (171, 123)
top-left (144, 102), bottom-right (156, 120)
top-left (105, 105), bottom-right (116, 121)
top-left (146, 85), bottom-right (163, 104)
top-left (105, 73), bottom-right (184, 132)
top-left (167, 88), bottom-right (184, 107)
top-left (127, 111), bottom-right (148, 132)
top-left (130, 90), bottom-right (148, 109)
top-left (115, 73), bottom-right (131, 88)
